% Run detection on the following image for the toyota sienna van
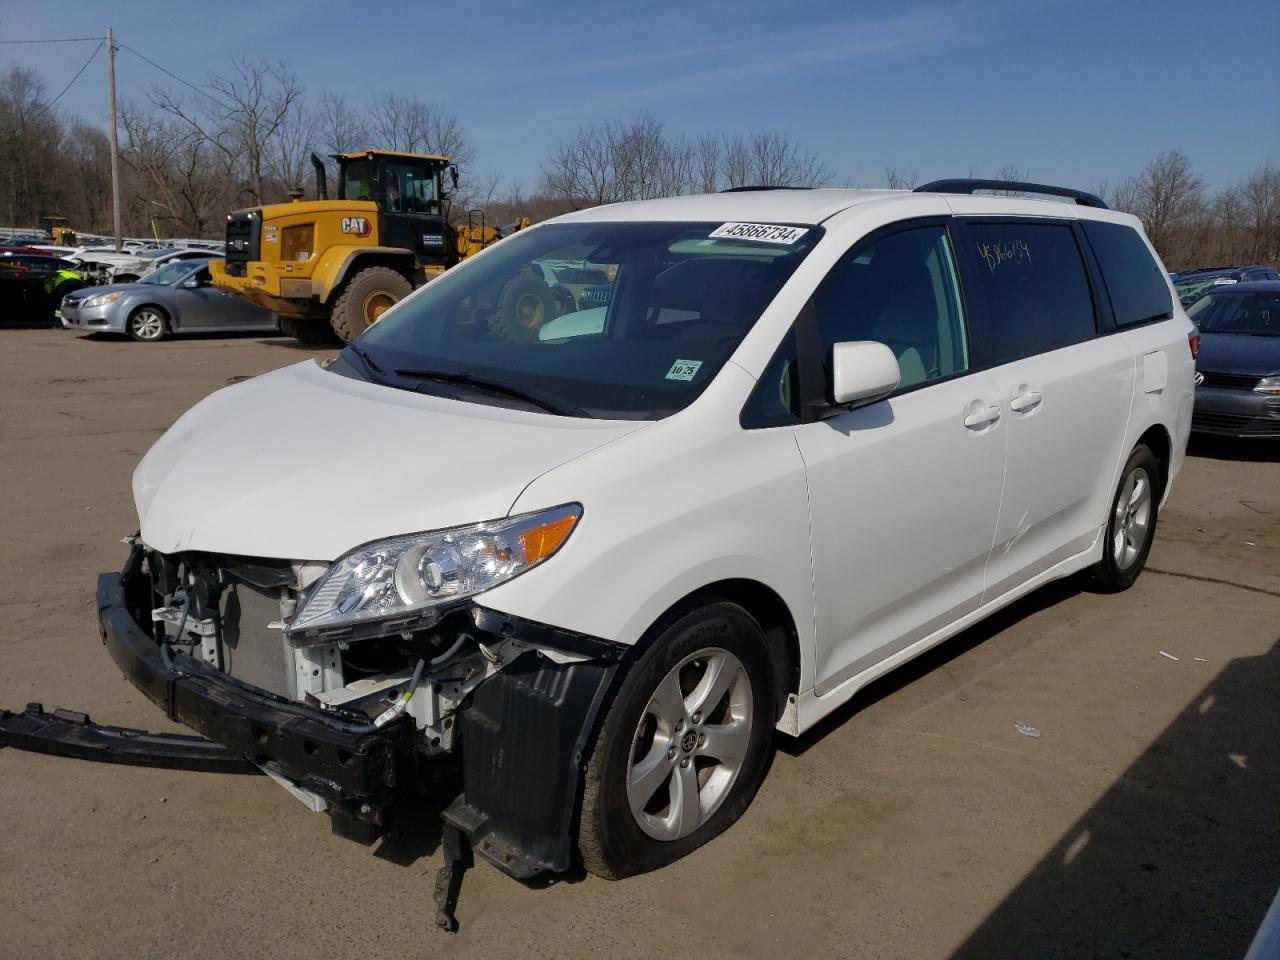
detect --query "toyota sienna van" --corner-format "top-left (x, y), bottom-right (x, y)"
top-left (93, 179), bottom-right (1195, 884)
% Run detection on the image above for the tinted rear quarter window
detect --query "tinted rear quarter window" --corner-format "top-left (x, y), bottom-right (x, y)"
top-left (962, 222), bottom-right (1097, 364)
top-left (1081, 220), bottom-right (1173, 326)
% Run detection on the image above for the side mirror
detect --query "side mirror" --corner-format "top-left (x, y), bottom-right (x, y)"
top-left (181, 277), bottom-right (200, 288)
top-left (449, 165), bottom-right (460, 190)
top-left (828, 341), bottom-right (901, 410)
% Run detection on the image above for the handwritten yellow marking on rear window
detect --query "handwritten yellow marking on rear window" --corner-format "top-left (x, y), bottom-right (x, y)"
top-left (977, 239), bottom-right (1031, 272)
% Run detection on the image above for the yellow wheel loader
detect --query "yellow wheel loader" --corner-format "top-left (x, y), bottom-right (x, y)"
top-left (209, 150), bottom-right (529, 344)
top-left (42, 216), bottom-right (77, 246)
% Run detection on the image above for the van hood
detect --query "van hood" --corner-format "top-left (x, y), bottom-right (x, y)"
top-left (133, 360), bottom-right (644, 560)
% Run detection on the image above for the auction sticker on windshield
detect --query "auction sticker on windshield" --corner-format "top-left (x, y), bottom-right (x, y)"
top-left (666, 359), bottom-right (703, 381)
top-left (709, 222), bottom-right (810, 244)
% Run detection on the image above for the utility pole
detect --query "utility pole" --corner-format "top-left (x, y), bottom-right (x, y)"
top-left (106, 27), bottom-right (122, 253)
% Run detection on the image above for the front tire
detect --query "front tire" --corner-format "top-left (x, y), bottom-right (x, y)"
top-left (578, 602), bottom-right (775, 880)
top-left (1089, 443), bottom-right (1160, 592)
top-left (128, 306), bottom-right (168, 342)
top-left (330, 267), bottom-right (413, 343)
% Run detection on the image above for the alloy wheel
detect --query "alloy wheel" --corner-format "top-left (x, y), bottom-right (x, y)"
top-left (131, 309), bottom-right (165, 341)
top-left (627, 647), bottom-right (753, 841)
top-left (1112, 465), bottom-right (1152, 569)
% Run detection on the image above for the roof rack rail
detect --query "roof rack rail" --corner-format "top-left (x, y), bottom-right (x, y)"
top-left (914, 178), bottom-right (1108, 209)
top-left (719, 185), bottom-right (816, 193)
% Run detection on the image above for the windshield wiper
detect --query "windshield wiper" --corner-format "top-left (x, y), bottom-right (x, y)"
top-left (346, 343), bottom-right (388, 384)
top-left (394, 368), bottom-right (592, 418)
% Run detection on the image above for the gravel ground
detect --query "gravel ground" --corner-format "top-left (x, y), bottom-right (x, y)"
top-left (1, 329), bottom-right (1277, 959)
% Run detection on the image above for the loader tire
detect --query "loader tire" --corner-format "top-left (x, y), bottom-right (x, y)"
top-left (489, 272), bottom-right (561, 342)
top-left (331, 267), bottom-right (413, 343)
top-left (280, 317), bottom-right (339, 346)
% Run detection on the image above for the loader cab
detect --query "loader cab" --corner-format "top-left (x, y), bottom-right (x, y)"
top-left (335, 151), bottom-right (455, 268)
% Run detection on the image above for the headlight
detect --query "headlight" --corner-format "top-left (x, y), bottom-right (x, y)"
top-left (83, 292), bottom-right (122, 308)
top-left (288, 504), bottom-right (581, 644)
top-left (1255, 375), bottom-right (1280, 396)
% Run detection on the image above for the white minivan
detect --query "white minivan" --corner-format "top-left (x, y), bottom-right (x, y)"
top-left (99, 179), bottom-right (1194, 883)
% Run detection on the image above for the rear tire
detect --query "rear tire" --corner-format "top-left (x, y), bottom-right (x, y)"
top-left (330, 267), bottom-right (413, 343)
top-left (577, 601), bottom-right (775, 880)
top-left (280, 317), bottom-right (339, 346)
top-left (1088, 444), bottom-right (1160, 592)
top-left (128, 305), bottom-right (168, 342)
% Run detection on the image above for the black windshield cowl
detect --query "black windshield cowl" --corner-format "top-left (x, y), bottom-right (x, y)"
top-left (394, 368), bottom-right (592, 418)
top-left (346, 344), bottom-right (388, 384)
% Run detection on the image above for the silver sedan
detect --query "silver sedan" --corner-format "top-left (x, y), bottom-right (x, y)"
top-left (60, 258), bottom-right (278, 342)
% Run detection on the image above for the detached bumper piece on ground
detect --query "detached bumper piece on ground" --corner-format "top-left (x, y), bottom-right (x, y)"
top-left (1, 547), bottom-right (624, 931)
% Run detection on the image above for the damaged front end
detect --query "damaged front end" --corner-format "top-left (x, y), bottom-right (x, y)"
top-left (92, 539), bottom-right (624, 879)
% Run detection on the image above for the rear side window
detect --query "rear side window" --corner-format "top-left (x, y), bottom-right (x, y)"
top-left (963, 222), bottom-right (1096, 364)
top-left (1081, 220), bottom-right (1173, 326)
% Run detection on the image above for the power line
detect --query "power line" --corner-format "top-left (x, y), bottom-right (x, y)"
top-left (0, 37), bottom-right (101, 45)
top-left (13, 41), bottom-right (104, 133)
top-left (117, 42), bottom-right (234, 111)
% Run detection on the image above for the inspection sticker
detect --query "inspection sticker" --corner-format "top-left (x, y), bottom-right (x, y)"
top-left (666, 359), bottom-right (703, 381)
top-left (709, 222), bottom-right (809, 244)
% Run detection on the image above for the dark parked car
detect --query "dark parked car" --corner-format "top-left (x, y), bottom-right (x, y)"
top-left (1188, 281), bottom-right (1280, 439)
top-left (0, 254), bottom-right (85, 326)
top-left (1174, 265), bottom-right (1280, 307)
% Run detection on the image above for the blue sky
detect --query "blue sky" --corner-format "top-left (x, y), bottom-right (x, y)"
top-left (3, 0), bottom-right (1277, 194)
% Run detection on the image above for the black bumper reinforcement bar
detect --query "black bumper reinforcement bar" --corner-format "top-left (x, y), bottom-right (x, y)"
top-left (0, 701), bottom-right (258, 774)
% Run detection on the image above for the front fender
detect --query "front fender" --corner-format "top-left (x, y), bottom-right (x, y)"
top-left (312, 246), bottom-right (414, 302)
top-left (477, 366), bottom-right (818, 697)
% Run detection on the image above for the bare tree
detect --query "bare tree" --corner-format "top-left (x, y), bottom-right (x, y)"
top-left (1241, 162), bottom-right (1280, 264)
top-left (694, 134), bottom-right (721, 193)
top-left (315, 91), bottom-right (368, 156)
top-left (719, 132), bottom-right (830, 189)
top-left (884, 165), bottom-right (918, 190)
top-left (368, 95), bottom-right (472, 164)
top-left (540, 116), bottom-right (832, 208)
top-left (153, 58), bottom-right (304, 205)
top-left (539, 122), bottom-right (621, 208)
top-left (990, 163), bottom-right (1029, 196)
top-left (720, 134), bottom-right (752, 190)
top-left (269, 99), bottom-right (317, 195)
top-left (0, 66), bottom-right (64, 226)
top-left (1119, 150), bottom-right (1205, 258)
top-left (64, 121), bottom-right (113, 234)
top-left (748, 132), bottom-right (831, 187)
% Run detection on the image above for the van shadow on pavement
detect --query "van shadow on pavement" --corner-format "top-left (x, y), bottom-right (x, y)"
top-left (950, 636), bottom-right (1279, 959)
top-left (780, 578), bottom-right (1084, 759)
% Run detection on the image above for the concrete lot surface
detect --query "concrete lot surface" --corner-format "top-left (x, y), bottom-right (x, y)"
top-left (1, 330), bottom-right (1277, 959)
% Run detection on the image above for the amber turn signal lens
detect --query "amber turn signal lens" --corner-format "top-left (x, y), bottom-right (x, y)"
top-left (519, 514), bottom-right (578, 564)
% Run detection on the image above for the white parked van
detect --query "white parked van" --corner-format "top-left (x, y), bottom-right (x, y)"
top-left (98, 179), bottom-right (1194, 883)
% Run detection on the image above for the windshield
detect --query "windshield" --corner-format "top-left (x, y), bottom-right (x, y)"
top-left (340, 159), bottom-right (377, 201)
top-left (141, 261), bottom-right (200, 285)
top-left (353, 220), bottom-right (822, 419)
top-left (1187, 290), bottom-right (1280, 336)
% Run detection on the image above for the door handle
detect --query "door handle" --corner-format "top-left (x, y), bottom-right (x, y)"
top-left (963, 402), bottom-right (1001, 429)
top-left (1010, 389), bottom-right (1043, 413)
